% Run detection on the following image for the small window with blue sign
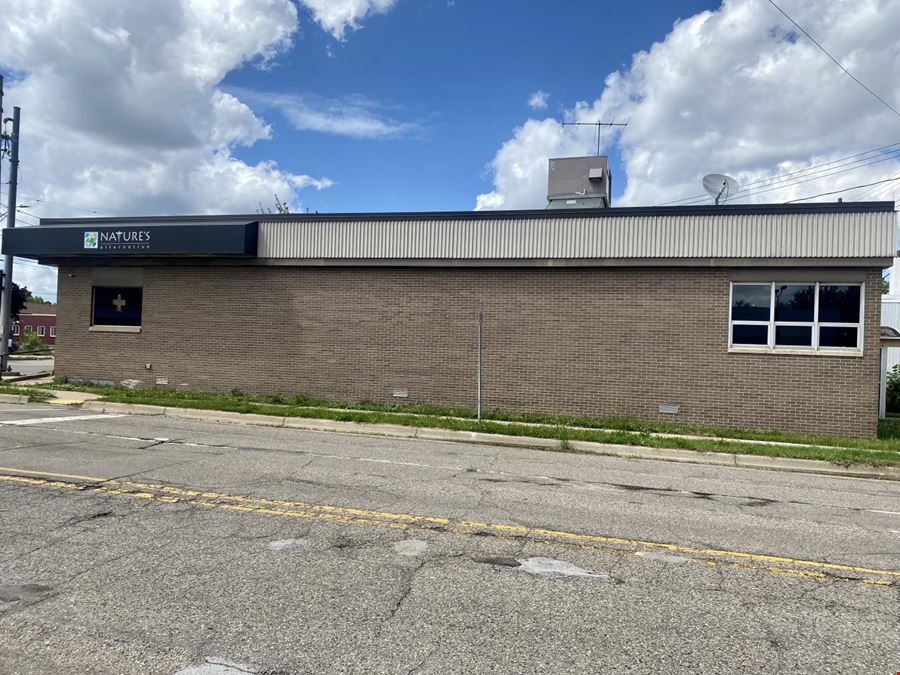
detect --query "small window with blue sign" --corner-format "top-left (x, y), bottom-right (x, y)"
top-left (91, 286), bottom-right (143, 327)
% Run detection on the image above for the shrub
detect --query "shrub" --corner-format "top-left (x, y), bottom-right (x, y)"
top-left (15, 332), bottom-right (48, 353)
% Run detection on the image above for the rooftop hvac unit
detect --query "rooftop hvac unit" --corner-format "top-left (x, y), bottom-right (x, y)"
top-left (547, 156), bottom-right (612, 209)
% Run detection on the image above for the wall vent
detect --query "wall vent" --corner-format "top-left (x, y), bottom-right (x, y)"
top-left (658, 403), bottom-right (680, 414)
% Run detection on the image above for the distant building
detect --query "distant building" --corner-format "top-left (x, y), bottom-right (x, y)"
top-left (13, 302), bottom-right (57, 346)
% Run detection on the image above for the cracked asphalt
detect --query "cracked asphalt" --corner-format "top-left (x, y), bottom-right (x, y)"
top-left (0, 402), bottom-right (898, 674)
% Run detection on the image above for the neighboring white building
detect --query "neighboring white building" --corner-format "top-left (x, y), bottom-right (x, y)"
top-left (882, 258), bottom-right (900, 373)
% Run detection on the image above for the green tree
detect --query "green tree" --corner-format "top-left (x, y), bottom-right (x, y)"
top-left (8, 282), bottom-right (28, 320)
top-left (25, 291), bottom-right (46, 304)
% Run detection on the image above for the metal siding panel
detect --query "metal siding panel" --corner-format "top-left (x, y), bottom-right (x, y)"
top-left (257, 211), bottom-right (895, 260)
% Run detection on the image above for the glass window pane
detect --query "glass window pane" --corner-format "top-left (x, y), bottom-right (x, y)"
top-left (819, 326), bottom-right (858, 348)
top-left (92, 287), bottom-right (143, 326)
top-left (731, 284), bottom-right (771, 321)
top-left (775, 325), bottom-right (812, 346)
top-left (774, 284), bottom-right (814, 322)
top-left (732, 324), bottom-right (768, 345)
top-left (819, 285), bottom-right (861, 323)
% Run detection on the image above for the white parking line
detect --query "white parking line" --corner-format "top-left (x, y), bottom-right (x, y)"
top-left (0, 414), bottom-right (127, 426)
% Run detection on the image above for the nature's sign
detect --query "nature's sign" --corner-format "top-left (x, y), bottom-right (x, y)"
top-left (2, 222), bottom-right (259, 257)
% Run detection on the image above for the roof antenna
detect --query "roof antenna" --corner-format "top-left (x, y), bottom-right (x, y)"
top-left (562, 119), bottom-right (628, 156)
top-left (702, 173), bottom-right (740, 205)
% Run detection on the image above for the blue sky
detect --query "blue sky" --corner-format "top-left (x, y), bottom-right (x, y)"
top-left (224, 0), bottom-right (718, 212)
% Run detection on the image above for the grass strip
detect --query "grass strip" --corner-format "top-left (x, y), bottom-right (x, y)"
top-left (46, 385), bottom-right (899, 468)
top-left (42, 382), bottom-right (900, 451)
top-left (0, 385), bottom-right (51, 402)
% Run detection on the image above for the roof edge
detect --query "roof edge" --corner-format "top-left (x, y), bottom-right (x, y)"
top-left (37, 201), bottom-right (897, 226)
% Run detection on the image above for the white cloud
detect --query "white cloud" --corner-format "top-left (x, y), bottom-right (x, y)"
top-left (477, 0), bottom-right (900, 210)
top-left (298, 0), bottom-right (398, 40)
top-left (527, 90), bottom-right (549, 110)
top-left (474, 119), bottom-right (588, 210)
top-left (234, 89), bottom-right (419, 139)
top-left (0, 0), bottom-right (341, 301)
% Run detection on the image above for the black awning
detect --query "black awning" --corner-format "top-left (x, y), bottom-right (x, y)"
top-left (2, 221), bottom-right (258, 258)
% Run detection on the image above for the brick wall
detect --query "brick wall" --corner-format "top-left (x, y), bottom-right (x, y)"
top-left (55, 265), bottom-right (882, 437)
top-left (14, 314), bottom-right (57, 345)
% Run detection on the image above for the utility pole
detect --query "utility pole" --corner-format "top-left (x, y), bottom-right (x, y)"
top-left (0, 97), bottom-right (21, 375)
top-left (0, 74), bottom-right (6, 374)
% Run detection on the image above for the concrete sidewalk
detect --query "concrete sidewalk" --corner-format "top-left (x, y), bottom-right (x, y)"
top-left (0, 388), bottom-right (102, 406)
top-left (46, 389), bottom-right (103, 405)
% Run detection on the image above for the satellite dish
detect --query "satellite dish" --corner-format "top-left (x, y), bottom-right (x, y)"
top-left (702, 173), bottom-right (739, 205)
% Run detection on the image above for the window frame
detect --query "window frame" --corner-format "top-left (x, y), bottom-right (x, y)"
top-left (729, 281), bottom-right (864, 354)
top-left (12, 324), bottom-right (19, 336)
top-left (90, 285), bottom-right (143, 332)
top-left (49, 326), bottom-right (56, 338)
top-left (24, 325), bottom-right (32, 335)
top-left (37, 325), bottom-right (45, 337)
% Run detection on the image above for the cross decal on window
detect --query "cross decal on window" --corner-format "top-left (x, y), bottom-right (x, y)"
top-left (112, 294), bottom-right (127, 312)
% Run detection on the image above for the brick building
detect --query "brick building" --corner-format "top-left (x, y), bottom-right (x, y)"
top-left (3, 199), bottom-right (894, 437)
top-left (13, 301), bottom-right (57, 346)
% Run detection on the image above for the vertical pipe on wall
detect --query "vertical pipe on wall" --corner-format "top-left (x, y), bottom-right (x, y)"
top-left (476, 311), bottom-right (483, 422)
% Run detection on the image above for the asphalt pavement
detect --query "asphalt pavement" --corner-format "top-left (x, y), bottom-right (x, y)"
top-left (0, 402), bottom-right (898, 674)
top-left (5, 356), bottom-right (54, 377)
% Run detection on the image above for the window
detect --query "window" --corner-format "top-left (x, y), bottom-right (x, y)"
top-left (49, 326), bottom-right (56, 338)
top-left (37, 326), bottom-right (45, 337)
top-left (12, 325), bottom-right (19, 336)
top-left (730, 282), bottom-right (863, 352)
top-left (91, 286), bottom-right (143, 327)
top-left (24, 325), bottom-right (32, 335)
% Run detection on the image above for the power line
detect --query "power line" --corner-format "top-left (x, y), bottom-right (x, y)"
top-left (0, 189), bottom-right (108, 216)
top-left (855, 169), bottom-right (900, 200)
top-left (767, 0), bottom-right (900, 120)
top-left (659, 140), bottom-right (900, 205)
top-left (785, 175), bottom-right (900, 202)
top-left (676, 149), bottom-right (900, 205)
top-left (0, 203), bottom-right (40, 223)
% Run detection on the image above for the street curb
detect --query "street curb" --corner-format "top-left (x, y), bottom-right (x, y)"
top-left (80, 400), bottom-right (900, 481)
top-left (0, 393), bottom-right (30, 404)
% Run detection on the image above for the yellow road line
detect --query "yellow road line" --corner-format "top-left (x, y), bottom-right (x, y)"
top-left (0, 465), bottom-right (111, 483)
top-left (0, 467), bottom-right (897, 586)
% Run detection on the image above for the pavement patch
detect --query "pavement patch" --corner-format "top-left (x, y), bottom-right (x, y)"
top-left (517, 557), bottom-right (610, 579)
top-left (393, 539), bottom-right (428, 556)
top-left (0, 583), bottom-right (54, 604)
top-left (268, 538), bottom-right (309, 552)
top-left (174, 658), bottom-right (258, 675)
